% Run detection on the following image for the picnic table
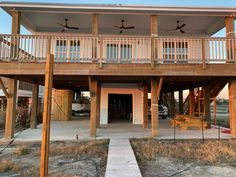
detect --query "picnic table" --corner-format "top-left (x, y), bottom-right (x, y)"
top-left (170, 114), bottom-right (208, 131)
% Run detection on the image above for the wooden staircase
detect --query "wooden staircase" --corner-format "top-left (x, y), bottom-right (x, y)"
top-left (182, 81), bottom-right (227, 116)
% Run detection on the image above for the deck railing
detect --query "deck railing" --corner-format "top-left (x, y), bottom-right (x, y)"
top-left (0, 34), bottom-right (235, 64)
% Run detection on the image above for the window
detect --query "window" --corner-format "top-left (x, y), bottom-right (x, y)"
top-left (55, 40), bottom-right (80, 61)
top-left (19, 81), bottom-right (33, 91)
top-left (163, 41), bottom-right (188, 63)
top-left (106, 43), bottom-right (132, 63)
top-left (120, 44), bottom-right (132, 61)
top-left (55, 40), bottom-right (67, 59)
top-left (70, 40), bottom-right (80, 59)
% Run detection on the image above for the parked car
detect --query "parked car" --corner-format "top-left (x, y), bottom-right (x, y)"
top-left (148, 104), bottom-right (168, 119)
top-left (72, 102), bottom-right (90, 117)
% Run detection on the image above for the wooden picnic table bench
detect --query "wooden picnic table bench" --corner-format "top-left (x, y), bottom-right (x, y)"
top-left (170, 114), bottom-right (208, 131)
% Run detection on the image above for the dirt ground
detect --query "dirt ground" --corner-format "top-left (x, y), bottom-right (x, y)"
top-left (0, 139), bottom-right (109, 177)
top-left (131, 138), bottom-right (236, 177)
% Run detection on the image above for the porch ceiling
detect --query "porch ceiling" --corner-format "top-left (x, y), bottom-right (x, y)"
top-left (1, 2), bottom-right (235, 36)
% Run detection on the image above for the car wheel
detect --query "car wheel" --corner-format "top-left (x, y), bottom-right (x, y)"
top-left (162, 116), bottom-right (167, 119)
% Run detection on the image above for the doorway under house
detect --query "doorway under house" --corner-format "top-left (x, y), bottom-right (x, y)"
top-left (108, 94), bottom-right (133, 123)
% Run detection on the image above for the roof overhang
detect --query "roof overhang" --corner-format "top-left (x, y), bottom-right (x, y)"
top-left (1, 2), bottom-right (236, 36)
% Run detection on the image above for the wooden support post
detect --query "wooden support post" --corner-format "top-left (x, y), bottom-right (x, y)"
top-left (228, 80), bottom-right (236, 137)
top-left (143, 82), bottom-right (148, 128)
top-left (150, 15), bottom-right (158, 68)
top-left (30, 84), bottom-right (39, 129)
top-left (202, 39), bottom-right (206, 69)
top-left (179, 90), bottom-right (183, 114)
top-left (4, 10), bottom-right (21, 139)
top-left (40, 54), bottom-right (54, 177)
top-left (151, 77), bottom-right (158, 136)
top-left (11, 10), bottom-right (21, 34)
top-left (92, 14), bottom-right (99, 35)
top-left (92, 14), bottom-right (98, 61)
top-left (89, 76), bottom-right (98, 137)
top-left (99, 37), bottom-right (103, 68)
top-left (151, 77), bottom-right (163, 136)
top-left (225, 16), bottom-right (235, 62)
top-left (189, 88), bottom-right (195, 116)
top-left (96, 82), bottom-right (101, 128)
top-left (203, 85), bottom-right (211, 127)
top-left (11, 10), bottom-right (21, 59)
top-left (4, 79), bottom-right (17, 139)
top-left (170, 92), bottom-right (175, 118)
top-left (0, 78), bottom-right (9, 98)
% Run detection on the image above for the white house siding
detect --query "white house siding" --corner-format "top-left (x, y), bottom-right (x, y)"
top-left (100, 83), bottom-right (143, 125)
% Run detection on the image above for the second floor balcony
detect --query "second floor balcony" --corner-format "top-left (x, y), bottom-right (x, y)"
top-left (0, 34), bottom-right (235, 65)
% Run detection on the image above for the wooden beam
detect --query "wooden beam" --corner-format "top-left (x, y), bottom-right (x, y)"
top-left (179, 90), bottom-right (183, 114)
top-left (30, 83), bottom-right (39, 129)
top-left (157, 77), bottom-right (163, 97)
top-left (89, 76), bottom-right (97, 137)
top-left (228, 80), bottom-right (236, 137)
top-left (203, 85), bottom-right (211, 127)
top-left (0, 78), bottom-right (9, 98)
top-left (142, 82), bottom-right (148, 128)
top-left (3, 63), bottom-right (236, 77)
top-left (189, 88), bottom-right (195, 116)
top-left (40, 54), bottom-right (54, 177)
top-left (4, 79), bottom-right (17, 139)
top-left (151, 77), bottom-right (158, 136)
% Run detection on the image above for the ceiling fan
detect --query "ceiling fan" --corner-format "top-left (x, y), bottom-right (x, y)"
top-left (113, 20), bottom-right (135, 34)
top-left (168, 21), bottom-right (186, 34)
top-left (57, 18), bottom-right (79, 32)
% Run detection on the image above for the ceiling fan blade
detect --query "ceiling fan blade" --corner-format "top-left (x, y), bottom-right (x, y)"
top-left (113, 25), bottom-right (121, 29)
top-left (68, 27), bottom-right (79, 30)
top-left (119, 30), bottom-right (123, 34)
top-left (179, 24), bottom-right (186, 29)
top-left (57, 23), bottom-right (65, 27)
top-left (124, 26), bottom-right (135, 29)
top-left (180, 29), bottom-right (185, 34)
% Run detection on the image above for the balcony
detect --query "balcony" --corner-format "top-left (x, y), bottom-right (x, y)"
top-left (0, 34), bottom-right (235, 65)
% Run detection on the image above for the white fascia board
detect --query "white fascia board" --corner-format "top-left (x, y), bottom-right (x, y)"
top-left (1, 2), bottom-right (236, 15)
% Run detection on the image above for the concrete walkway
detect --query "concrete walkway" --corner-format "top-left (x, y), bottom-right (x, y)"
top-left (105, 138), bottom-right (142, 177)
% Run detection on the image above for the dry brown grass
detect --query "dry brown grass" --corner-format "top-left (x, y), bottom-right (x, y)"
top-left (15, 146), bottom-right (30, 156)
top-left (47, 140), bottom-right (108, 157)
top-left (130, 138), bottom-right (236, 165)
top-left (0, 159), bottom-right (20, 173)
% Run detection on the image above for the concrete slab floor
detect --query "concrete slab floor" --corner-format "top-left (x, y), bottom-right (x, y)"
top-left (0, 118), bottom-right (231, 142)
